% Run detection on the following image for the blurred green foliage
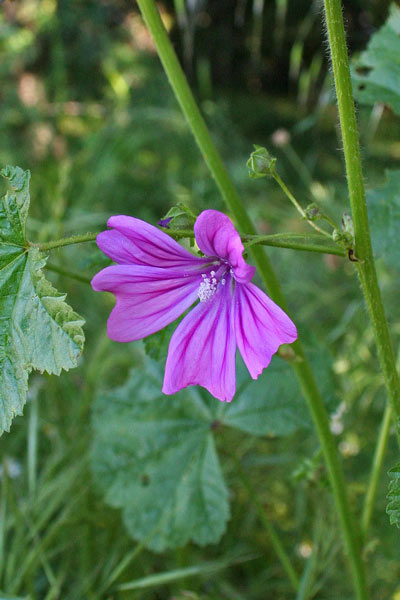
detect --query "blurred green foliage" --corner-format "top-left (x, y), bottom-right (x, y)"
top-left (1, 0), bottom-right (400, 599)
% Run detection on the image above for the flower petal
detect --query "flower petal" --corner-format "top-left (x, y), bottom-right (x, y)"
top-left (91, 265), bottom-right (201, 341)
top-left (194, 210), bottom-right (255, 283)
top-left (163, 277), bottom-right (236, 402)
top-left (98, 215), bottom-right (205, 268)
top-left (235, 282), bottom-right (297, 379)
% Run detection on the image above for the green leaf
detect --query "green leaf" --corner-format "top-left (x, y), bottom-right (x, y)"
top-left (367, 170), bottom-right (400, 269)
top-left (352, 3), bottom-right (400, 114)
top-left (0, 166), bottom-right (85, 435)
top-left (91, 360), bottom-right (230, 552)
top-left (159, 202), bottom-right (197, 231)
top-left (387, 462), bottom-right (400, 527)
top-left (143, 321), bottom-right (177, 362)
top-left (224, 346), bottom-right (336, 436)
top-left (91, 346), bottom-right (335, 550)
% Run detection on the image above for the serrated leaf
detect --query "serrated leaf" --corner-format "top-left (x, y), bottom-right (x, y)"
top-left (0, 166), bottom-right (85, 435)
top-left (91, 360), bottom-right (230, 552)
top-left (367, 170), bottom-right (400, 269)
top-left (91, 346), bottom-right (335, 551)
top-left (352, 3), bottom-right (400, 114)
top-left (387, 462), bottom-right (400, 527)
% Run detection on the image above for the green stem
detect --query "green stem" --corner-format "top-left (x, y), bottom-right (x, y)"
top-left (361, 403), bottom-right (393, 539)
top-left (234, 456), bottom-right (300, 591)
top-left (34, 228), bottom-right (344, 258)
top-left (243, 233), bottom-right (344, 256)
top-left (272, 172), bottom-right (332, 238)
top-left (136, 1), bottom-right (367, 597)
top-left (45, 263), bottom-right (92, 285)
top-left (323, 0), bottom-right (400, 422)
top-left (33, 232), bottom-right (98, 251)
top-left (168, 229), bottom-right (345, 256)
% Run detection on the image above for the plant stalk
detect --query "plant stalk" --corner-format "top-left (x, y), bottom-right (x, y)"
top-left (272, 172), bottom-right (332, 238)
top-left (136, 1), bottom-right (368, 597)
top-left (33, 232), bottom-right (98, 251)
top-left (323, 0), bottom-right (400, 424)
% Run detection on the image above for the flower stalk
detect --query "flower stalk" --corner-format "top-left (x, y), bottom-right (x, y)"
top-left (136, 0), bottom-right (367, 597)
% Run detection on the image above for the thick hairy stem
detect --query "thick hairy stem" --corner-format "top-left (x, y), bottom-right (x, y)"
top-left (323, 0), bottom-right (400, 422)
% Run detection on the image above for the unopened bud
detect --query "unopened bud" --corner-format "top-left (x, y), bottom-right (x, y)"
top-left (304, 203), bottom-right (323, 221)
top-left (247, 145), bottom-right (277, 178)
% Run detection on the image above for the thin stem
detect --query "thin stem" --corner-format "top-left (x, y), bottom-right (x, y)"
top-left (34, 227), bottom-right (344, 258)
top-left (45, 263), bottom-right (92, 285)
top-left (167, 229), bottom-right (345, 256)
top-left (28, 226), bottom-right (346, 264)
top-left (33, 232), bottom-right (98, 252)
top-left (234, 456), bottom-right (299, 591)
top-left (272, 172), bottom-right (332, 238)
top-left (361, 403), bottom-right (393, 539)
top-left (323, 0), bottom-right (400, 423)
top-left (136, 2), bottom-right (368, 597)
top-left (243, 233), bottom-right (345, 256)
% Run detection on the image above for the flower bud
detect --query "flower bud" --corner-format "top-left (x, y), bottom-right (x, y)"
top-left (247, 145), bottom-right (277, 178)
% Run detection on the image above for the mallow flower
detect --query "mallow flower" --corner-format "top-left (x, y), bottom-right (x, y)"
top-left (91, 209), bottom-right (297, 401)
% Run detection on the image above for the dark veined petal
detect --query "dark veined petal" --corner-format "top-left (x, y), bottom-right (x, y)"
top-left (163, 277), bottom-right (236, 402)
top-left (97, 215), bottom-right (206, 268)
top-left (194, 210), bottom-right (255, 284)
top-left (235, 282), bottom-right (297, 379)
top-left (91, 264), bottom-right (201, 342)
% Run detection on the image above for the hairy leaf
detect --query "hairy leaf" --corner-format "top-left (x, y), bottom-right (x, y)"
top-left (387, 462), bottom-right (400, 527)
top-left (367, 170), bottom-right (400, 269)
top-left (0, 166), bottom-right (85, 435)
top-left (91, 346), bottom-right (335, 550)
top-left (91, 360), bottom-right (230, 552)
top-left (352, 4), bottom-right (400, 114)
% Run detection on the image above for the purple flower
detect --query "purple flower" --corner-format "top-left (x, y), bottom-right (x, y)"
top-left (91, 210), bottom-right (297, 401)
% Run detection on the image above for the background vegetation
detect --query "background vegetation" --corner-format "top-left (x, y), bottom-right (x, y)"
top-left (0, 0), bottom-right (399, 598)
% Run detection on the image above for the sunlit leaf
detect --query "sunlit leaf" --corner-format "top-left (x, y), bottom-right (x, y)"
top-left (0, 166), bottom-right (85, 435)
top-left (367, 170), bottom-right (400, 269)
top-left (352, 3), bottom-right (400, 114)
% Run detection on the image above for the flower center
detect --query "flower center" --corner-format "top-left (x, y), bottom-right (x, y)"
top-left (198, 267), bottom-right (228, 303)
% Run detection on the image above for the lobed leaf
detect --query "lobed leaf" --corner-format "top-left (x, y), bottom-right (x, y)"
top-left (0, 166), bottom-right (85, 435)
top-left (91, 346), bottom-right (335, 550)
top-left (352, 3), bottom-right (400, 114)
top-left (91, 360), bottom-right (229, 552)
